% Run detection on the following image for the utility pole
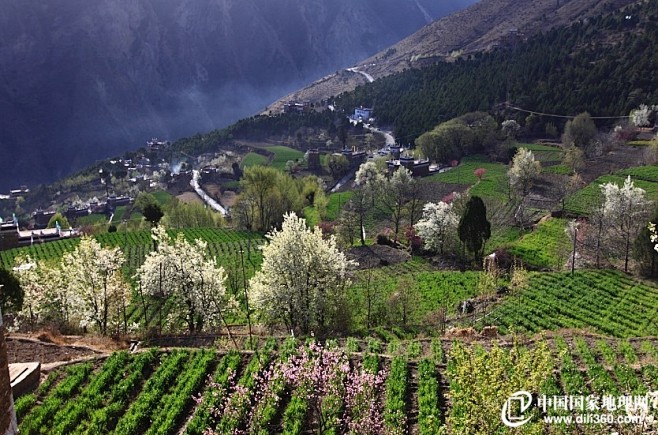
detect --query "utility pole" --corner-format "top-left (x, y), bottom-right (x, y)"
top-left (240, 248), bottom-right (254, 349)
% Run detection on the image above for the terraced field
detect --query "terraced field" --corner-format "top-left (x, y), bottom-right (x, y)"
top-left (16, 336), bottom-right (658, 434)
top-left (565, 172), bottom-right (658, 216)
top-left (483, 270), bottom-right (658, 337)
top-left (0, 228), bottom-right (264, 279)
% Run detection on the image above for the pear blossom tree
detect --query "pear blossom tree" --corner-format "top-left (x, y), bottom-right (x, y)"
top-left (414, 201), bottom-right (458, 254)
top-left (138, 226), bottom-right (230, 333)
top-left (352, 161), bottom-right (383, 244)
top-left (62, 237), bottom-right (131, 335)
top-left (508, 147), bottom-right (541, 197)
top-left (379, 167), bottom-right (416, 241)
top-left (354, 160), bottom-right (382, 187)
top-left (630, 104), bottom-right (653, 127)
top-left (501, 119), bottom-right (520, 139)
top-left (508, 147), bottom-right (541, 226)
top-left (249, 212), bottom-right (356, 334)
top-left (12, 256), bottom-right (70, 331)
top-left (649, 222), bottom-right (658, 253)
top-left (601, 176), bottom-right (652, 272)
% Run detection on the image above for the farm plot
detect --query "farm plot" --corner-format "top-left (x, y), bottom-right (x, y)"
top-left (482, 270), bottom-right (658, 337)
top-left (616, 164), bottom-right (658, 183)
top-left (505, 218), bottom-right (571, 270)
top-left (241, 152), bottom-right (269, 168)
top-left (349, 260), bottom-right (482, 329)
top-left (0, 228), bottom-right (264, 278)
top-left (423, 155), bottom-right (509, 200)
top-left (19, 336), bottom-right (658, 434)
top-left (264, 146), bottom-right (305, 171)
top-left (564, 174), bottom-right (658, 216)
top-left (518, 143), bottom-right (565, 163)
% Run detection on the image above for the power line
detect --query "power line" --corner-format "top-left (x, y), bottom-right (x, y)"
top-left (506, 103), bottom-right (630, 120)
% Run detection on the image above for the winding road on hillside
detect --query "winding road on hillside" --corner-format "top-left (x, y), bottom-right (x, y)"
top-left (346, 67), bottom-right (374, 83)
top-left (190, 170), bottom-right (228, 216)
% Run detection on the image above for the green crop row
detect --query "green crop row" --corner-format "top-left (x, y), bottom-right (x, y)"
top-left (79, 350), bottom-right (158, 435)
top-left (418, 358), bottom-right (442, 435)
top-left (186, 352), bottom-right (242, 435)
top-left (384, 356), bottom-right (408, 434)
top-left (50, 352), bottom-right (132, 435)
top-left (145, 350), bottom-right (216, 435)
top-left (112, 350), bottom-right (190, 435)
top-left (20, 363), bottom-right (93, 434)
top-left (15, 371), bottom-right (59, 421)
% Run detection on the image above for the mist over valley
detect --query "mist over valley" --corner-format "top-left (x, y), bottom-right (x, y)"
top-left (0, 0), bottom-right (476, 191)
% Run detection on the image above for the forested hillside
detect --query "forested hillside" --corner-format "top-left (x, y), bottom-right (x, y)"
top-left (271, 0), bottom-right (636, 111)
top-left (333, 0), bottom-right (658, 143)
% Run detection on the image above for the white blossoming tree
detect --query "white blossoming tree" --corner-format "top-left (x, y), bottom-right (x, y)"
top-left (501, 119), bottom-right (520, 139)
top-left (630, 104), bottom-right (653, 127)
top-left (62, 237), bottom-right (131, 335)
top-left (650, 222), bottom-right (658, 253)
top-left (13, 255), bottom-right (69, 331)
top-left (354, 160), bottom-right (382, 187)
top-left (508, 147), bottom-right (541, 197)
top-left (379, 167), bottom-right (417, 240)
top-left (350, 160), bottom-right (385, 245)
top-left (249, 212), bottom-right (356, 334)
top-left (414, 201), bottom-right (458, 254)
top-left (601, 176), bottom-right (651, 272)
top-left (137, 226), bottom-right (229, 333)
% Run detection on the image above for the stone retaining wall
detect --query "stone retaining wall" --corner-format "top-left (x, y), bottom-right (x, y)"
top-left (0, 309), bottom-right (18, 434)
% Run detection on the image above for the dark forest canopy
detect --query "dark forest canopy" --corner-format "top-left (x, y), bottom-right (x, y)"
top-left (332, 0), bottom-right (658, 143)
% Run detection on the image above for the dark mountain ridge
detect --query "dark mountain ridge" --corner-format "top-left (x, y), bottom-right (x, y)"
top-left (0, 0), bottom-right (475, 191)
top-left (271, 0), bottom-right (636, 111)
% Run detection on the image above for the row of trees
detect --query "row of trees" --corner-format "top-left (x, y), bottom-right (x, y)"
top-left (9, 230), bottom-right (232, 336)
top-left (7, 212), bottom-right (358, 336)
top-left (339, 161), bottom-right (423, 245)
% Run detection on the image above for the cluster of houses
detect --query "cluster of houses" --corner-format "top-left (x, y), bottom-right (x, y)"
top-left (0, 193), bottom-right (134, 251)
top-left (57, 195), bottom-right (133, 224)
top-left (0, 186), bottom-right (29, 202)
top-left (0, 217), bottom-right (79, 250)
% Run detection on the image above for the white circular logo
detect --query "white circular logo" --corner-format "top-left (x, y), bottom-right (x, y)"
top-left (501, 390), bottom-right (534, 428)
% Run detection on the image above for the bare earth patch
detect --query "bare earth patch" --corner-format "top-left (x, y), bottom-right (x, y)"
top-left (6, 337), bottom-right (101, 364)
top-left (219, 190), bottom-right (237, 208)
top-left (176, 191), bottom-right (203, 205)
top-left (6, 331), bottom-right (127, 364)
top-left (347, 245), bottom-right (411, 269)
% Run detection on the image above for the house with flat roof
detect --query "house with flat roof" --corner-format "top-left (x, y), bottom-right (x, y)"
top-left (351, 106), bottom-right (373, 122)
top-left (387, 155), bottom-right (431, 177)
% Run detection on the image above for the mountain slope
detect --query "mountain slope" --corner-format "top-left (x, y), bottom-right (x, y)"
top-left (331, 0), bottom-right (658, 142)
top-left (0, 0), bottom-right (475, 191)
top-left (270, 0), bottom-right (636, 110)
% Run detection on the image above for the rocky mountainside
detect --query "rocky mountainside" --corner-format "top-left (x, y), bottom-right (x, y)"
top-left (271, 0), bottom-right (637, 111)
top-left (0, 0), bottom-right (475, 191)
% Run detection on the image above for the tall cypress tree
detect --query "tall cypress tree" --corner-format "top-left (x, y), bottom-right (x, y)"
top-left (458, 196), bottom-right (491, 261)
